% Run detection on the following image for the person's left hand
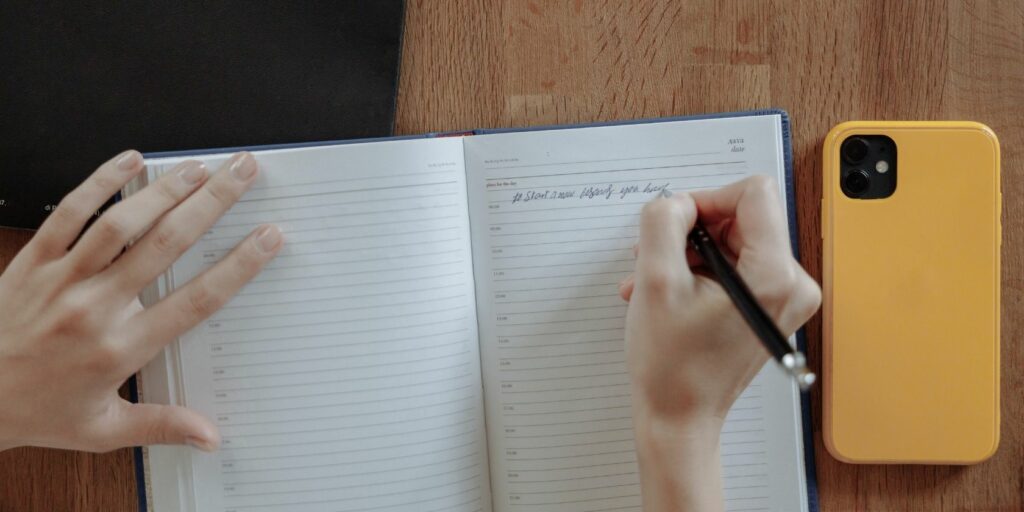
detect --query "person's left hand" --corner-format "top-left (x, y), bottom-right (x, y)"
top-left (0, 150), bottom-right (282, 453)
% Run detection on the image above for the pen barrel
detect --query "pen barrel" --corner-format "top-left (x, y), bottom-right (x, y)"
top-left (688, 224), bottom-right (793, 361)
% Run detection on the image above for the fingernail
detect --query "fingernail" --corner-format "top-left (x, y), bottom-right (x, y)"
top-left (177, 163), bottom-right (207, 186)
top-left (116, 150), bottom-right (142, 171)
top-left (661, 188), bottom-right (672, 198)
top-left (230, 153), bottom-right (258, 181)
top-left (185, 436), bottom-right (215, 452)
top-left (255, 225), bottom-right (283, 253)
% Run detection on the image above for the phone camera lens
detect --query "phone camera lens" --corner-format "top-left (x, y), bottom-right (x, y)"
top-left (843, 169), bottom-right (871, 197)
top-left (842, 137), bottom-right (870, 164)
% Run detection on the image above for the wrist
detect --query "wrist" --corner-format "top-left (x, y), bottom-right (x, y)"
top-left (629, 374), bottom-right (733, 425)
top-left (633, 402), bottom-right (723, 457)
top-left (632, 399), bottom-right (726, 512)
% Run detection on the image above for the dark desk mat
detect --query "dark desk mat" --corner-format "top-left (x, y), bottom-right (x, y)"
top-left (0, 0), bottom-right (406, 229)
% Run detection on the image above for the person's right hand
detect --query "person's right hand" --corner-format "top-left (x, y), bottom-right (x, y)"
top-left (0, 150), bottom-right (282, 453)
top-left (620, 176), bottom-right (821, 420)
top-left (618, 176), bottom-right (821, 511)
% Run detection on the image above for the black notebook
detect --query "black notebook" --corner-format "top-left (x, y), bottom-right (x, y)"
top-left (0, 0), bottom-right (406, 229)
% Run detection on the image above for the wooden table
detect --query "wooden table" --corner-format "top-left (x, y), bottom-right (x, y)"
top-left (1, 1), bottom-right (1021, 510)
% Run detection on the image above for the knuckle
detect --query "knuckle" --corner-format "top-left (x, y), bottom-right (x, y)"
top-left (794, 274), bottom-right (823, 318)
top-left (78, 408), bottom-right (123, 452)
top-left (83, 342), bottom-right (128, 376)
top-left (92, 214), bottom-right (132, 243)
top-left (52, 197), bottom-right (84, 224)
top-left (751, 264), bottom-right (798, 307)
top-left (144, 409), bottom-right (174, 445)
top-left (65, 254), bottom-right (96, 278)
top-left (746, 175), bottom-right (779, 202)
top-left (64, 302), bottom-right (92, 324)
top-left (639, 268), bottom-right (674, 301)
top-left (57, 293), bottom-right (96, 327)
top-left (184, 282), bottom-right (224, 319)
top-left (641, 194), bottom-right (694, 224)
top-left (12, 242), bottom-right (45, 267)
top-left (151, 226), bottom-right (185, 256)
top-left (746, 174), bottom-right (775, 190)
top-left (641, 197), bottom-right (677, 220)
top-left (156, 175), bottom-right (183, 202)
top-left (202, 182), bottom-right (238, 209)
top-left (234, 244), bottom-right (266, 278)
top-left (91, 173), bottom-right (119, 192)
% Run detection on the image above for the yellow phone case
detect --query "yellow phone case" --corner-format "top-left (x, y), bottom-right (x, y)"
top-left (822, 121), bottom-right (1000, 464)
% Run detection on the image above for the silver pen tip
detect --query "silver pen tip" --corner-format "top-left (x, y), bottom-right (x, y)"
top-left (795, 369), bottom-right (816, 391)
top-left (780, 352), bottom-right (815, 391)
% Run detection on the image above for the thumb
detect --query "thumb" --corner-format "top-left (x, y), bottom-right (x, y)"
top-left (111, 401), bottom-right (220, 451)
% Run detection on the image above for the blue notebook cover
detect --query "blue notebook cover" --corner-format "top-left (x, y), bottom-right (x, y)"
top-left (135, 108), bottom-right (818, 512)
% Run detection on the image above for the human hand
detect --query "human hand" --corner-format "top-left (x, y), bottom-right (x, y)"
top-left (0, 150), bottom-right (282, 453)
top-left (619, 176), bottom-right (820, 511)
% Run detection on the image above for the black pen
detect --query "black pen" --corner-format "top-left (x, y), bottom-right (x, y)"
top-left (687, 219), bottom-right (816, 391)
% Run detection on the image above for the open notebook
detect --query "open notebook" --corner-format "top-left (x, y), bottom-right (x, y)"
top-left (130, 110), bottom-right (817, 512)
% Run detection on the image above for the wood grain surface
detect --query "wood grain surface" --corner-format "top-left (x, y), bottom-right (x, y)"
top-left (1, 1), bottom-right (1021, 510)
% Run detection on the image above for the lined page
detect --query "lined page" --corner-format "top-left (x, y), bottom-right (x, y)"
top-left (145, 138), bottom-right (490, 512)
top-left (464, 116), bottom-right (808, 512)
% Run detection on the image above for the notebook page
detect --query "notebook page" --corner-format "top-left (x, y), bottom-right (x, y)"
top-left (464, 115), bottom-right (809, 512)
top-left (144, 138), bottom-right (491, 512)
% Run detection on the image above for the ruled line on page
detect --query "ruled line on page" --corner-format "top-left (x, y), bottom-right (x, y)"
top-left (224, 451), bottom-right (478, 486)
top-left (214, 294), bottom-right (467, 323)
top-left (214, 372), bottom-right (472, 403)
top-left (482, 151), bottom-right (720, 170)
top-left (209, 305), bottom-right (468, 336)
top-left (213, 340), bottom-right (469, 368)
top-left (222, 426), bottom-right (478, 461)
top-left (246, 168), bottom-right (458, 191)
top-left (227, 476), bottom-right (480, 509)
top-left (235, 179), bottom-right (459, 203)
top-left (221, 407), bottom-right (479, 440)
top-left (213, 350), bottom-right (472, 382)
top-left (214, 201), bottom-right (460, 229)
top-left (225, 462), bottom-right (482, 498)
top-left (504, 416), bottom-right (634, 429)
top-left (249, 262), bottom-right (465, 286)
top-left (211, 317), bottom-right (470, 346)
top-left (222, 417), bottom-right (477, 451)
top-left (220, 190), bottom-right (460, 219)
top-left (221, 282), bottom-right (465, 310)
top-left (212, 329), bottom-right (470, 358)
top-left (483, 165), bottom-right (742, 186)
top-left (207, 224), bottom-right (459, 247)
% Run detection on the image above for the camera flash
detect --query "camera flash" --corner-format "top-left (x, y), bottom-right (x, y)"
top-left (875, 160), bottom-right (890, 173)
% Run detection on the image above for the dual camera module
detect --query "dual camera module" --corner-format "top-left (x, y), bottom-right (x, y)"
top-left (840, 135), bottom-right (897, 199)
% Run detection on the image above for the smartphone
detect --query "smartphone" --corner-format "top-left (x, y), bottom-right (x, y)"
top-left (822, 121), bottom-right (1000, 464)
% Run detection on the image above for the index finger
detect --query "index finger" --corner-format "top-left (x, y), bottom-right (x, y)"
top-left (690, 175), bottom-right (791, 259)
top-left (32, 150), bottom-right (144, 258)
top-left (103, 152), bottom-right (259, 295)
top-left (120, 224), bottom-right (282, 367)
top-left (635, 191), bottom-right (699, 291)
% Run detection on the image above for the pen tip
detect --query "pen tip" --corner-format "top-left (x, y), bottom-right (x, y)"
top-left (797, 371), bottom-right (817, 391)
top-left (781, 352), bottom-right (815, 390)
